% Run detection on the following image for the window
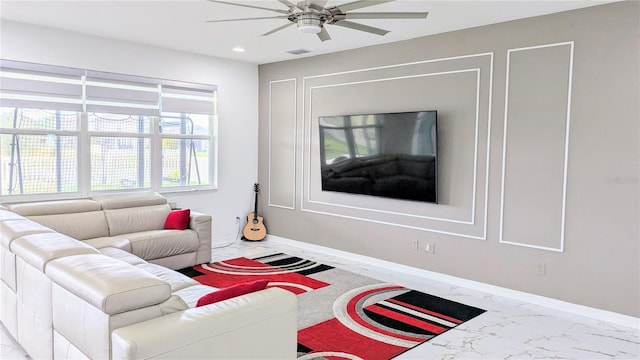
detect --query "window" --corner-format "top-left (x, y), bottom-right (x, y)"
top-left (0, 108), bottom-right (79, 195)
top-left (159, 85), bottom-right (216, 189)
top-left (0, 60), bottom-right (217, 199)
top-left (160, 113), bottom-right (211, 187)
top-left (88, 113), bottom-right (152, 191)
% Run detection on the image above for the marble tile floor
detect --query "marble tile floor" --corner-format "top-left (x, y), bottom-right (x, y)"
top-left (213, 239), bottom-right (640, 360)
top-left (2, 237), bottom-right (638, 359)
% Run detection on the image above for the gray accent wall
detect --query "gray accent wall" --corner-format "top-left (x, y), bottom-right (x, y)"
top-left (258, 2), bottom-right (639, 317)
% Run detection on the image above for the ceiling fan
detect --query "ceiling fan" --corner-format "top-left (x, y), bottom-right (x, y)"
top-left (205, 0), bottom-right (428, 42)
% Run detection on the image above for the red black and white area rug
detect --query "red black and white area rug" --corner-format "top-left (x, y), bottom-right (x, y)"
top-left (180, 253), bottom-right (485, 359)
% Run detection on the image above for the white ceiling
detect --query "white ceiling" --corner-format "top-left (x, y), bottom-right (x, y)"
top-left (0, 0), bottom-right (617, 65)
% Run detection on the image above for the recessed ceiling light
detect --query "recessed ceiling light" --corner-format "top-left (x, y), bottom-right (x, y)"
top-left (232, 47), bottom-right (245, 53)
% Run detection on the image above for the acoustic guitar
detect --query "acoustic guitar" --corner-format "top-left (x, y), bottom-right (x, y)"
top-left (242, 183), bottom-right (267, 241)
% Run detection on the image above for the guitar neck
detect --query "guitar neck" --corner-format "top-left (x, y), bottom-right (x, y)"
top-left (253, 188), bottom-right (259, 220)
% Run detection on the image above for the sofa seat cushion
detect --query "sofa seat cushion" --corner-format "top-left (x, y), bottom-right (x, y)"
top-left (83, 237), bottom-right (131, 252)
top-left (158, 295), bottom-right (190, 315)
top-left (100, 247), bottom-right (146, 266)
top-left (122, 230), bottom-right (200, 261)
top-left (46, 254), bottom-right (171, 314)
top-left (135, 263), bottom-right (199, 292)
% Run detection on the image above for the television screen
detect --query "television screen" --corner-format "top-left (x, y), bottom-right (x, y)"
top-left (319, 111), bottom-right (438, 203)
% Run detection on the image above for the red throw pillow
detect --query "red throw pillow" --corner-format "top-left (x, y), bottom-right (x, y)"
top-left (164, 209), bottom-right (190, 230)
top-left (196, 280), bottom-right (269, 307)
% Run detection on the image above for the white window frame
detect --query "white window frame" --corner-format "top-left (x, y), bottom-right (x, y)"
top-left (0, 60), bottom-right (218, 202)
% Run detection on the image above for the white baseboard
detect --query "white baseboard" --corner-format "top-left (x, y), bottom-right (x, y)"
top-left (268, 235), bottom-right (639, 329)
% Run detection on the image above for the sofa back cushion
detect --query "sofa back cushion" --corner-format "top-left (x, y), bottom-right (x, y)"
top-left (4, 199), bottom-right (101, 216)
top-left (104, 204), bottom-right (171, 236)
top-left (47, 254), bottom-right (171, 314)
top-left (92, 191), bottom-right (167, 210)
top-left (28, 212), bottom-right (109, 240)
top-left (1, 219), bottom-right (53, 248)
top-left (11, 232), bottom-right (99, 272)
top-left (4, 199), bottom-right (110, 240)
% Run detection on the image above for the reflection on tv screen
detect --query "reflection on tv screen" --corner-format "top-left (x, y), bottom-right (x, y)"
top-left (319, 111), bottom-right (438, 203)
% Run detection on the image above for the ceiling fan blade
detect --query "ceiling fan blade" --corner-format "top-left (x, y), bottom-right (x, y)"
top-left (317, 27), bottom-right (331, 42)
top-left (205, 0), bottom-right (290, 15)
top-left (278, 0), bottom-right (303, 11)
top-left (332, 20), bottom-right (389, 36)
top-left (336, 0), bottom-right (394, 12)
top-left (294, 0), bottom-right (324, 11)
top-left (206, 16), bottom-right (289, 23)
top-left (309, 0), bottom-right (329, 10)
top-left (345, 12), bottom-right (428, 20)
top-left (262, 22), bottom-right (296, 36)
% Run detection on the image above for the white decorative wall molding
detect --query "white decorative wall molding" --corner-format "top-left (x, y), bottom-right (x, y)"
top-left (307, 69), bottom-right (480, 225)
top-left (268, 78), bottom-right (297, 210)
top-left (499, 41), bottom-right (574, 252)
top-left (299, 52), bottom-right (494, 240)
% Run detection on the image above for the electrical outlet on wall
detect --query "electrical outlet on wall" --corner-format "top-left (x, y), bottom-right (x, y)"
top-left (411, 239), bottom-right (419, 251)
top-left (425, 242), bottom-right (435, 254)
top-left (537, 261), bottom-right (546, 275)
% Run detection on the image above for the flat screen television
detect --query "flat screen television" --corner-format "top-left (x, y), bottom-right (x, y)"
top-left (319, 110), bottom-right (438, 203)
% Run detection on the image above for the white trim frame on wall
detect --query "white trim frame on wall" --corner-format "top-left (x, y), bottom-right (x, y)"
top-left (306, 69), bottom-right (480, 225)
top-left (268, 78), bottom-right (297, 210)
top-left (299, 53), bottom-right (494, 240)
top-left (499, 41), bottom-right (574, 252)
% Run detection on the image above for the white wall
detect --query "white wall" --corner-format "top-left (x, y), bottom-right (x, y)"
top-left (0, 21), bottom-right (259, 246)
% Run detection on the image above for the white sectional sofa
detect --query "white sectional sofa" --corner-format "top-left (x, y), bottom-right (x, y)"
top-left (4, 192), bottom-right (211, 270)
top-left (0, 192), bottom-right (298, 359)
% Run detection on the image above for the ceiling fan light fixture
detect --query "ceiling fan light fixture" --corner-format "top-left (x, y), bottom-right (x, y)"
top-left (297, 14), bottom-right (322, 34)
top-left (298, 24), bottom-right (322, 34)
top-left (206, 0), bottom-right (430, 41)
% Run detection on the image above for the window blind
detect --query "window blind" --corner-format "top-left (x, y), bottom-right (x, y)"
top-left (0, 61), bottom-right (84, 111)
top-left (0, 60), bottom-right (217, 116)
top-left (85, 71), bottom-right (160, 116)
top-left (161, 85), bottom-right (216, 115)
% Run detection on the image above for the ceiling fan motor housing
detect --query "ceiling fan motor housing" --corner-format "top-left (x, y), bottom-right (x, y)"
top-left (296, 13), bottom-right (324, 33)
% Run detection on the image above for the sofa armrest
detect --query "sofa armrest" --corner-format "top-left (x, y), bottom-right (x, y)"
top-left (189, 211), bottom-right (212, 265)
top-left (111, 287), bottom-right (297, 360)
